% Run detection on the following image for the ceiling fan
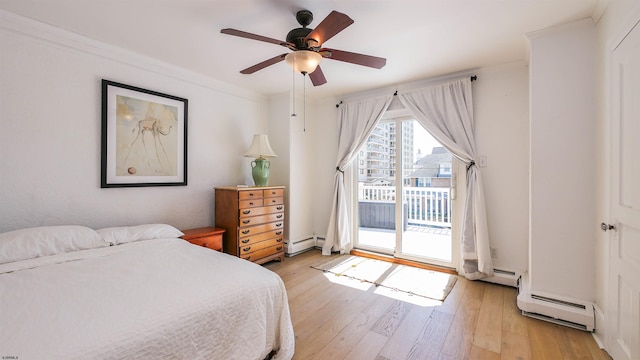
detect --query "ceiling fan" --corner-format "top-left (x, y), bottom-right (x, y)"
top-left (221, 9), bottom-right (386, 86)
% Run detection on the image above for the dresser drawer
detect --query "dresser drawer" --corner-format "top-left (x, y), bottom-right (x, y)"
top-left (239, 228), bottom-right (284, 246)
top-left (263, 197), bottom-right (284, 206)
top-left (241, 244), bottom-right (285, 262)
top-left (239, 213), bottom-right (285, 227)
top-left (238, 221), bottom-right (284, 238)
top-left (238, 190), bottom-right (264, 200)
top-left (239, 236), bottom-right (284, 255)
top-left (239, 198), bottom-right (264, 209)
top-left (264, 188), bottom-right (284, 198)
top-left (239, 204), bottom-right (284, 218)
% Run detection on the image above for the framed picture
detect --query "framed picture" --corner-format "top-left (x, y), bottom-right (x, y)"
top-left (101, 80), bottom-right (188, 188)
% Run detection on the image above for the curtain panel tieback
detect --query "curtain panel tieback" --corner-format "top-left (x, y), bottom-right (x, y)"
top-left (466, 160), bottom-right (476, 172)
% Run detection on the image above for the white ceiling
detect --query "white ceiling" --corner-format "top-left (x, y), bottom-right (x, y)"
top-left (0, 0), bottom-right (603, 99)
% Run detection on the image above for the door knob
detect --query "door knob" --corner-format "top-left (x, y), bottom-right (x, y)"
top-left (601, 222), bottom-right (616, 232)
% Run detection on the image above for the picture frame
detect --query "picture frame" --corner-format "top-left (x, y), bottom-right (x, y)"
top-left (101, 80), bottom-right (188, 188)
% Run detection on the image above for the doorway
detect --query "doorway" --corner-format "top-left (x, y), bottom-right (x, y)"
top-left (355, 117), bottom-right (456, 268)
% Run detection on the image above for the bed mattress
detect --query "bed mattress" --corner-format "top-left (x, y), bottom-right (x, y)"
top-left (0, 238), bottom-right (294, 359)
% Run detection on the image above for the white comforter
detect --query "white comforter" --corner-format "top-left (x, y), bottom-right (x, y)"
top-left (0, 238), bottom-right (294, 360)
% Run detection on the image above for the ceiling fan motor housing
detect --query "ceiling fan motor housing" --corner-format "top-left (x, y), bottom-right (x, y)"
top-left (286, 27), bottom-right (315, 50)
top-left (287, 10), bottom-right (318, 50)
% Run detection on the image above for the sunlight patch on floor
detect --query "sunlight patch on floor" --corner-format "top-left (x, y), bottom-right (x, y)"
top-left (317, 256), bottom-right (452, 307)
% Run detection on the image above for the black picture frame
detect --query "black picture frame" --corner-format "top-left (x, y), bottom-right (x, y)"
top-left (101, 80), bottom-right (188, 188)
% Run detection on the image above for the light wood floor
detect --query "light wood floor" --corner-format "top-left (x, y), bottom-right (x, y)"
top-left (265, 249), bottom-right (611, 360)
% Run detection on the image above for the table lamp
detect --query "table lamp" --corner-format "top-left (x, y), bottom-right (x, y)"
top-left (244, 134), bottom-right (277, 186)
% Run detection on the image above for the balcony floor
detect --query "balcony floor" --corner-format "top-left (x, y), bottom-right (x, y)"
top-left (358, 225), bottom-right (452, 263)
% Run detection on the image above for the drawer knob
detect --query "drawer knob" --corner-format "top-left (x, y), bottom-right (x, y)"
top-left (276, 214), bottom-right (283, 219)
top-left (242, 229), bottom-right (250, 235)
top-left (276, 222), bottom-right (282, 227)
top-left (276, 246), bottom-right (283, 251)
top-left (243, 210), bottom-right (251, 215)
top-left (241, 239), bottom-right (250, 244)
top-left (243, 246), bottom-right (251, 252)
top-left (277, 238), bottom-right (283, 243)
top-left (249, 193), bottom-right (254, 196)
top-left (271, 199), bottom-right (277, 203)
top-left (277, 206), bottom-right (283, 210)
top-left (244, 256), bottom-right (251, 261)
top-left (276, 231), bottom-right (282, 235)
top-left (249, 202), bottom-right (254, 206)
top-left (242, 219), bottom-right (251, 224)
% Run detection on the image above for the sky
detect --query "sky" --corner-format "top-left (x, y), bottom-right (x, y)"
top-left (413, 122), bottom-right (441, 159)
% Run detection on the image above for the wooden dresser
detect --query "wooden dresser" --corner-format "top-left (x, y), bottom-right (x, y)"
top-left (215, 186), bottom-right (285, 264)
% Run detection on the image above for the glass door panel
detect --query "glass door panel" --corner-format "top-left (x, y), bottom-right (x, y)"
top-left (356, 121), bottom-right (395, 255)
top-left (397, 121), bottom-right (453, 266)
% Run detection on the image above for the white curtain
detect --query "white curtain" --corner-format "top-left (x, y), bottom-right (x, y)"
top-left (398, 78), bottom-right (493, 279)
top-left (322, 95), bottom-right (394, 255)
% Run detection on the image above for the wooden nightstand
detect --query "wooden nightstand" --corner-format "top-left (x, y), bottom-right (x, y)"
top-left (181, 227), bottom-right (225, 252)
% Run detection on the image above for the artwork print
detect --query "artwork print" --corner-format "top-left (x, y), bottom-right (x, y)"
top-left (101, 80), bottom-right (188, 187)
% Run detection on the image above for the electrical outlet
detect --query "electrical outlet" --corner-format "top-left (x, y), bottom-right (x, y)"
top-left (490, 247), bottom-right (498, 258)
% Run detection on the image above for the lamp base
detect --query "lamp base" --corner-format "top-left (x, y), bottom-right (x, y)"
top-left (251, 157), bottom-right (270, 186)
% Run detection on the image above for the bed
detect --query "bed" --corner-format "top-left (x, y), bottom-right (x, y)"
top-left (0, 224), bottom-right (295, 359)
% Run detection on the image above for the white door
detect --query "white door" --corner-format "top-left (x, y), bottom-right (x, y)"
top-left (608, 19), bottom-right (640, 360)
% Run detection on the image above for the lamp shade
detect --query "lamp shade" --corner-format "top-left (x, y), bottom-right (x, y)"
top-left (244, 134), bottom-right (277, 159)
top-left (285, 50), bottom-right (322, 74)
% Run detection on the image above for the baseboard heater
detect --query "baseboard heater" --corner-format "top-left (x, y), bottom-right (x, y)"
top-left (481, 268), bottom-right (522, 288)
top-left (517, 275), bottom-right (595, 331)
top-left (285, 236), bottom-right (317, 256)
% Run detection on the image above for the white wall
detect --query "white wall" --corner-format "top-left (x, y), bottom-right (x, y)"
top-left (287, 89), bottom-right (324, 243)
top-left (267, 88), bottom-right (318, 244)
top-left (0, 11), bottom-right (267, 233)
top-left (474, 63), bottom-right (530, 273)
top-left (308, 96), bottom-right (340, 240)
top-left (527, 19), bottom-right (597, 302)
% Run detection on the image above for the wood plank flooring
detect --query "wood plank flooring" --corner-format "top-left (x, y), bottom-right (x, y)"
top-left (265, 250), bottom-right (611, 360)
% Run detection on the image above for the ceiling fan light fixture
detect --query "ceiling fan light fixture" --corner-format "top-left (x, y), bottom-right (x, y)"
top-left (285, 50), bottom-right (322, 74)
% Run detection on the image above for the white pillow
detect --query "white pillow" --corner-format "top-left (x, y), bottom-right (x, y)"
top-left (0, 225), bottom-right (107, 265)
top-left (97, 224), bottom-right (184, 245)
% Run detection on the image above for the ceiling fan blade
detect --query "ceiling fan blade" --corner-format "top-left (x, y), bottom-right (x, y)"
top-left (322, 48), bottom-right (386, 69)
top-left (240, 54), bottom-right (287, 74)
top-left (221, 28), bottom-right (293, 48)
top-left (304, 11), bottom-right (354, 47)
top-left (309, 66), bottom-right (327, 86)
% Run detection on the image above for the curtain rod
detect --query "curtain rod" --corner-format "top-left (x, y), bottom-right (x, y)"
top-left (336, 75), bottom-right (477, 107)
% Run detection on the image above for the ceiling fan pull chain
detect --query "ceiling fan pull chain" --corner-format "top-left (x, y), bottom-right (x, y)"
top-left (303, 74), bottom-right (307, 133)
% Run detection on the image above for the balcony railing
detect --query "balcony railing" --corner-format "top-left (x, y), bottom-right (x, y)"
top-left (358, 184), bottom-right (451, 228)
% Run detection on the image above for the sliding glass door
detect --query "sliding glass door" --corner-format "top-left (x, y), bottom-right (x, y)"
top-left (355, 117), bottom-right (456, 268)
